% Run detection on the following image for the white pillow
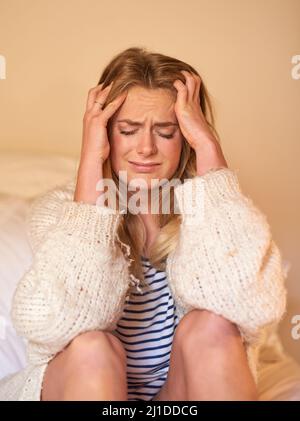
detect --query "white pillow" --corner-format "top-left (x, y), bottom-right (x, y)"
top-left (0, 194), bottom-right (31, 379)
top-left (0, 152), bottom-right (79, 199)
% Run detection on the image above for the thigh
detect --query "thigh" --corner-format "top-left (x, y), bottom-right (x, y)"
top-left (151, 329), bottom-right (187, 401)
top-left (41, 344), bottom-right (74, 400)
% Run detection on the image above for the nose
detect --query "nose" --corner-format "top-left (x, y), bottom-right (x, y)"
top-left (136, 132), bottom-right (158, 156)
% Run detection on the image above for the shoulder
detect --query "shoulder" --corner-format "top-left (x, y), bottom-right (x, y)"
top-left (26, 178), bottom-right (77, 253)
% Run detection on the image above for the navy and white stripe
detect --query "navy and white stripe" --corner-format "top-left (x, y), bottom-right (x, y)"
top-left (111, 255), bottom-right (179, 401)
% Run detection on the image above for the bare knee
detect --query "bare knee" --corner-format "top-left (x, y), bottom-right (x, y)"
top-left (174, 309), bottom-right (242, 350)
top-left (67, 330), bottom-right (127, 369)
top-left (43, 331), bottom-right (126, 393)
top-left (173, 310), bottom-right (257, 400)
top-left (41, 331), bottom-right (127, 401)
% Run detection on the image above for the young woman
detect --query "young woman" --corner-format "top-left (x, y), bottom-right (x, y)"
top-left (0, 47), bottom-right (287, 401)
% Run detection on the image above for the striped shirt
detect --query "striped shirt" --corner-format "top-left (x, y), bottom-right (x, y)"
top-left (111, 255), bottom-right (179, 401)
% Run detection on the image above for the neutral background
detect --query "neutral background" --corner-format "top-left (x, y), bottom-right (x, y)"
top-left (0, 0), bottom-right (299, 363)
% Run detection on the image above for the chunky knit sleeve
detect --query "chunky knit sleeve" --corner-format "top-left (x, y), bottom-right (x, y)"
top-left (167, 168), bottom-right (287, 346)
top-left (25, 179), bottom-right (77, 254)
top-left (11, 181), bottom-right (130, 364)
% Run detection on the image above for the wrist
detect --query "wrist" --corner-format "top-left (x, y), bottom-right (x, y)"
top-left (74, 161), bottom-right (105, 204)
top-left (194, 139), bottom-right (228, 176)
top-left (78, 155), bottom-right (105, 173)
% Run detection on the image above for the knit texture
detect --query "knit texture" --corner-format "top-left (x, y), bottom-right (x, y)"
top-left (11, 178), bottom-right (131, 365)
top-left (0, 168), bottom-right (287, 400)
top-left (167, 168), bottom-right (287, 345)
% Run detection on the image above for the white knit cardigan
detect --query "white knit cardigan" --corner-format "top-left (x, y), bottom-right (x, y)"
top-left (0, 167), bottom-right (287, 400)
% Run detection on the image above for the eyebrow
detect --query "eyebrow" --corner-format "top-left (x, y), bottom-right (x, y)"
top-left (117, 119), bottom-right (178, 128)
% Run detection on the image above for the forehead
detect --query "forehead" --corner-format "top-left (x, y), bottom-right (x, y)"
top-left (115, 86), bottom-right (176, 120)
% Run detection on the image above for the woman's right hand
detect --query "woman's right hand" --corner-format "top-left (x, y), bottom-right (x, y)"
top-left (74, 82), bottom-right (128, 204)
top-left (81, 81), bottom-right (128, 164)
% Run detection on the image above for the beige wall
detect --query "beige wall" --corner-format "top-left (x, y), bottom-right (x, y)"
top-left (0, 0), bottom-right (299, 362)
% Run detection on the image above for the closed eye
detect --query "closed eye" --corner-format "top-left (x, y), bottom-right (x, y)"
top-left (120, 130), bottom-right (174, 139)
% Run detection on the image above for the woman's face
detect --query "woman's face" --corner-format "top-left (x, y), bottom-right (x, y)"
top-left (109, 86), bottom-right (183, 190)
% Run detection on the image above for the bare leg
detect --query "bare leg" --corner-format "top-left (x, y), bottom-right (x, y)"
top-left (153, 309), bottom-right (258, 401)
top-left (152, 324), bottom-right (187, 401)
top-left (41, 330), bottom-right (128, 401)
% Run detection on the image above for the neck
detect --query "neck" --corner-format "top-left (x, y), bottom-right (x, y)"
top-left (139, 212), bottom-right (160, 258)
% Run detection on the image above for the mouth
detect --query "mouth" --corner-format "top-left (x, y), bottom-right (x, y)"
top-left (129, 161), bottom-right (161, 172)
top-left (129, 161), bottom-right (161, 166)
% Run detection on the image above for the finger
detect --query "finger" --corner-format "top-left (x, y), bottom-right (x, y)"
top-left (173, 79), bottom-right (188, 108)
top-left (94, 81), bottom-right (114, 105)
top-left (86, 82), bottom-right (113, 112)
top-left (85, 83), bottom-right (104, 112)
top-left (180, 70), bottom-right (196, 103)
top-left (88, 82), bottom-right (114, 112)
top-left (192, 74), bottom-right (201, 102)
top-left (98, 91), bottom-right (128, 125)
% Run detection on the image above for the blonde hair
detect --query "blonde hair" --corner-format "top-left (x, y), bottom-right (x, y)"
top-left (97, 46), bottom-right (221, 289)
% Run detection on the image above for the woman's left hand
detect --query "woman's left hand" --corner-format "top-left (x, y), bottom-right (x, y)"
top-left (173, 70), bottom-right (228, 174)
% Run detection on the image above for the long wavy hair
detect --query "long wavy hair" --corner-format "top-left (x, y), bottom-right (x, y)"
top-left (97, 46), bottom-right (221, 289)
